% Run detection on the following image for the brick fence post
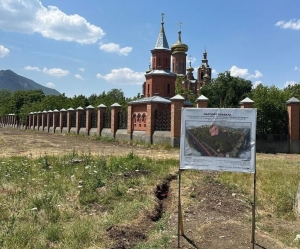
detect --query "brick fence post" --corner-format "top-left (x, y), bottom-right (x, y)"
top-left (127, 104), bottom-right (133, 137)
top-left (76, 107), bottom-right (84, 134)
top-left (287, 97), bottom-right (300, 153)
top-left (29, 112), bottom-right (33, 129)
top-left (41, 111), bottom-right (47, 131)
top-left (37, 112), bottom-right (41, 131)
top-left (111, 103), bottom-right (121, 138)
top-left (47, 110), bottom-right (53, 133)
top-left (60, 108), bottom-right (67, 133)
top-left (33, 112), bottom-right (37, 130)
top-left (171, 94), bottom-right (185, 147)
top-left (146, 102), bottom-right (158, 144)
top-left (196, 95), bottom-right (209, 108)
top-left (53, 109), bottom-right (59, 133)
top-left (240, 97), bottom-right (254, 108)
top-left (67, 108), bottom-right (74, 133)
top-left (97, 104), bottom-right (106, 135)
top-left (86, 105), bottom-right (94, 135)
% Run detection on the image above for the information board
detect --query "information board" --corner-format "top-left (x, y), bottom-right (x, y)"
top-left (180, 108), bottom-right (257, 173)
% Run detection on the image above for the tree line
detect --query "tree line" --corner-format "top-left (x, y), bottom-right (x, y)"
top-left (1, 71), bottom-right (299, 127)
top-left (0, 88), bottom-right (139, 123)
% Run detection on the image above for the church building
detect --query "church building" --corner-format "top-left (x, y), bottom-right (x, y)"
top-left (141, 14), bottom-right (212, 99)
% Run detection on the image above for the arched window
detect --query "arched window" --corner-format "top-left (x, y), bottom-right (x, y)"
top-left (158, 57), bottom-right (161, 66)
top-left (167, 84), bottom-right (170, 94)
top-left (147, 84), bottom-right (150, 94)
top-left (201, 72), bottom-right (204, 79)
top-left (133, 113), bottom-right (137, 127)
top-left (137, 113), bottom-right (141, 127)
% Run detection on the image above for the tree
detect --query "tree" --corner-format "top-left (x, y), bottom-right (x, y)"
top-left (175, 75), bottom-right (196, 104)
top-left (284, 83), bottom-right (300, 100)
top-left (250, 85), bottom-right (289, 134)
top-left (0, 89), bottom-right (12, 116)
top-left (201, 71), bottom-right (252, 107)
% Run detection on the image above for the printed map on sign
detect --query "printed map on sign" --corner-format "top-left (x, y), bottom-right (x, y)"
top-left (180, 108), bottom-right (257, 173)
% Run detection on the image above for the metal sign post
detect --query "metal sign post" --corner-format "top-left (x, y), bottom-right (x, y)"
top-left (251, 171), bottom-right (257, 248)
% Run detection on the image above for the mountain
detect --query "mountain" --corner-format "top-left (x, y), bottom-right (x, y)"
top-left (0, 69), bottom-right (61, 95)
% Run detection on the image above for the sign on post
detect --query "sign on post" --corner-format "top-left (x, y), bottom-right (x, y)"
top-left (180, 108), bottom-right (256, 173)
top-left (178, 107), bottom-right (257, 248)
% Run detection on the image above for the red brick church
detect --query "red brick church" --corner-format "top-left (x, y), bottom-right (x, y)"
top-left (141, 14), bottom-right (212, 99)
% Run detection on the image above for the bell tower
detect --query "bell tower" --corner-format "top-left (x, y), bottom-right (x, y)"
top-left (143, 14), bottom-right (176, 98)
top-left (197, 49), bottom-right (211, 91)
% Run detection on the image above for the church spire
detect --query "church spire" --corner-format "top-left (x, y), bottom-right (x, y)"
top-left (154, 13), bottom-right (169, 49)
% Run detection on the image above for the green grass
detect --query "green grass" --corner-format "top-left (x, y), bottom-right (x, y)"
top-left (1, 152), bottom-right (300, 248)
top-left (0, 152), bottom-right (178, 248)
top-left (217, 153), bottom-right (300, 246)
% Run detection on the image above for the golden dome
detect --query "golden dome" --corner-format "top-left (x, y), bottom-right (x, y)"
top-left (171, 31), bottom-right (188, 53)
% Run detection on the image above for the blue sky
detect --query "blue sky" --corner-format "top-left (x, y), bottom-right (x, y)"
top-left (0, 0), bottom-right (299, 98)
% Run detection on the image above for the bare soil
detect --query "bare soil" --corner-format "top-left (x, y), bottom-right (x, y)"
top-left (0, 128), bottom-right (297, 249)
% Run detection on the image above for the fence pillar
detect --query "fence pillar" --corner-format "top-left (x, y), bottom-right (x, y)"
top-left (47, 110), bottom-right (53, 133)
top-left (28, 112), bottom-right (33, 129)
top-left (86, 105), bottom-right (94, 134)
top-left (40, 111), bottom-right (45, 131)
top-left (127, 105), bottom-right (133, 136)
top-left (33, 112), bottom-right (37, 130)
top-left (97, 104), bottom-right (106, 135)
top-left (196, 95), bottom-right (209, 108)
top-left (171, 94), bottom-right (185, 147)
top-left (111, 103), bottom-right (121, 138)
top-left (76, 107), bottom-right (84, 134)
top-left (36, 112), bottom-right (41, 130)
top-left (60, 108), bottom-right (67, 132)
top-left (146, 102), bottom-right (158, 144)
top-left (240, 97), bottom-right (254, 108)
top-left (287, 97), bottom-right (300, 153)
top-left (67, 108), bottom-right (75, 133)
top-left (53, 109), bottom-right (59, 133)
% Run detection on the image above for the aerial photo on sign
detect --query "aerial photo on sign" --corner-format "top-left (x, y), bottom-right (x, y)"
top-left (180, 108), bottom-right (256, 173)
top-left (185, 120), bottom-right (251, 159)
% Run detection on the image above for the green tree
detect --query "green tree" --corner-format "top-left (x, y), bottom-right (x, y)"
top-left (175, 75), bottom-right (196, 104)
top-left (284, 83), bottom-right (300, 99)
top-left (0, 89), bottom-right (12, 116)
top-left (201, 71), bottom-right (252, 107)
top-left (250, 85), bottom-right (289, 134)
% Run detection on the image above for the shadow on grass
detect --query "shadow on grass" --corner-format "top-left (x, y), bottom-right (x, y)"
top-left (182, 235), bottom-right (199, 249)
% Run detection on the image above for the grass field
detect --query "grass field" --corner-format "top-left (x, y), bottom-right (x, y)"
top-left (0, 151), bottom-right (300, 248)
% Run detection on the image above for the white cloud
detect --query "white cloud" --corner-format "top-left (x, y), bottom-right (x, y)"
top-left (295, 66), bottom-right (300, 71)
top-left (0, 0), bottom-right (105, 44)
top-left (24, 66), bottom-right (41, 71)
top-left (97, 67), bottom-right (144, 85)
top-left (284, 81), bottom-right (297, 88)
top-left (43, 67), bottom-right (69, 77)
top-left (46, 82), bottom-right (55, 88)
top-left (229, 65), bottom-right (263, 79)
top-left (99, 43), bottom-right (132, 56)
top-left (275, 19), bottom-right (300, 30)
top-left (78, 68), bottom-right (85, 72)
top-left (229, 65), bottom-right (249, 78)
top-left (253, 81), bottom-right (262, 89)
top-left (75, 74), bottom-right (84, 80)
top-left (212, 69), bottom-right (218, 75)
top-left (250, 70), bottom-right (263, 78)
top-left (0, 45), bottom-right (10, 58)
